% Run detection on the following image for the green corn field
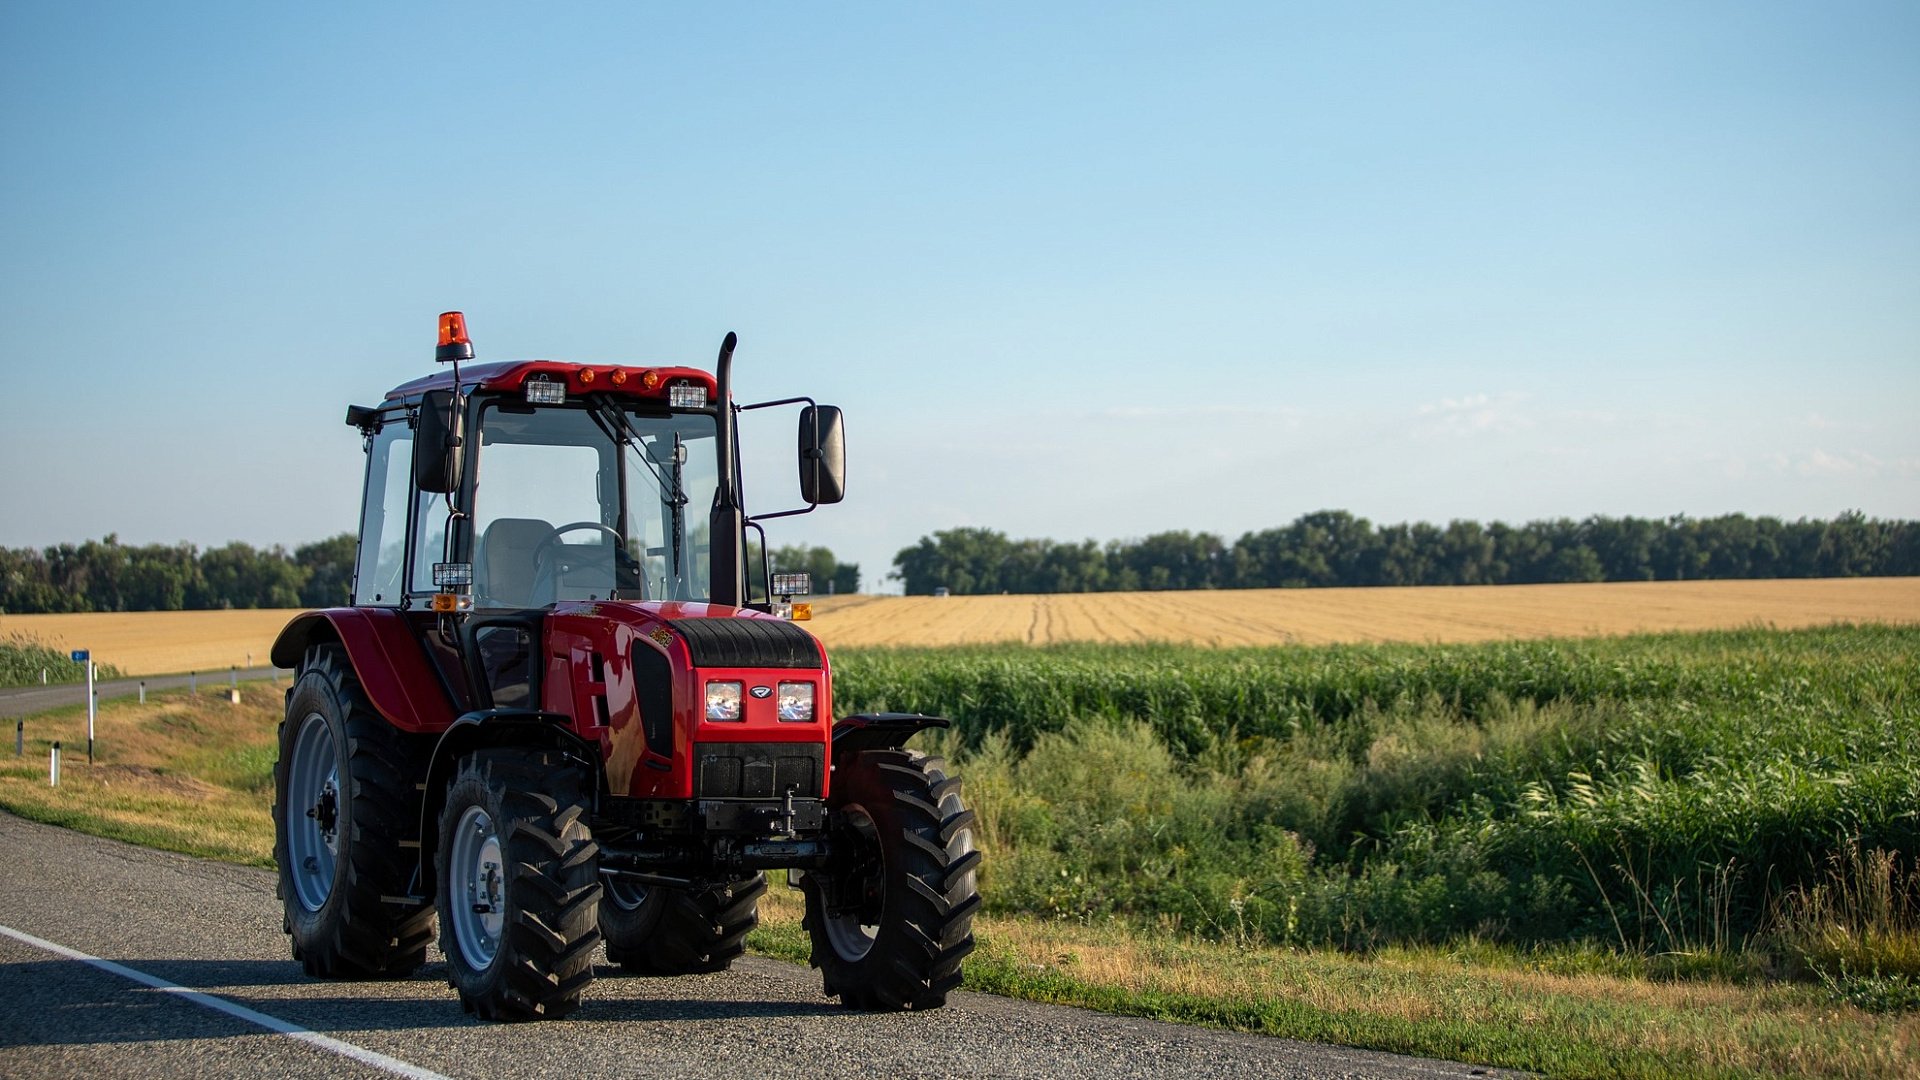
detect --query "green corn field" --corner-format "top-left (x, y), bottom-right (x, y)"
top-left (832, 624), bottom-right (1920, 975)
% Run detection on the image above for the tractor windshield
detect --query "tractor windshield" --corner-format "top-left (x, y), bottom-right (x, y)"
top-left (465, 400), bottom-right (719, 608)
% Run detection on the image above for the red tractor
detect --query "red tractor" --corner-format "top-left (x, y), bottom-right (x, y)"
top-left (270, 314), bottom-right (979, 1020)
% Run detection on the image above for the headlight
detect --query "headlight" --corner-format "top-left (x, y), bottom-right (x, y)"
top-left (776, 681), bottom-right (815, 721)
top-left (705, 681), bottom-right (743, 721)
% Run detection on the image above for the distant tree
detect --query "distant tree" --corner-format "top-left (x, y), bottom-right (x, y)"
top-left (1546, 545), bottom-right (1606, 583)
top-left (1271, 516), bottom-right (1339, 588)
top-left (1584, 516), bottom-right (1658, 582)
top-left (1817, 510), bottom-right (1886, 577)
top-left (0, 547), bottom-right (83, 613)
top-left (196, 542), bottom-right (306, 609)
top-left (1436, 520), bottom-right (1495, 585)
top-left (121, 542), bottom-right (201, 610)
top-left (1036, 540), bottom-right (1109, 593)
top-left (892, 528), bottom-right (1011, 595)
top-left (1653, 515), bottom-right (1711, 581)
top-left (1122, 531), bottom-right (1227, 590)
top-left (1890, 521), bottom-right (1920, 577)
top-left (769, 544), bottom-right (859, 595)
top-left (1363, 522), bottom-right (1428, 586)
top-left (296, 534), bottom-right (358, 607)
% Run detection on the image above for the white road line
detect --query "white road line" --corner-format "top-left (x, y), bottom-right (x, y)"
top-left (0, 923), bottom-right (452, 1080)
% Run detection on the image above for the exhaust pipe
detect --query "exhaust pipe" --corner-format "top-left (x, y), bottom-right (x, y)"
top-left (709, 331), bottom-right (745, 606)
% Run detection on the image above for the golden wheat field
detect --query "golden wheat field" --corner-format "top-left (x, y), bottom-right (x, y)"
top-left (5, 578), bottom-right (1915, 674)
top-left (0, 609), bottom-right (296, 676)
top-left (801, 576), bottom-right (1920, 647)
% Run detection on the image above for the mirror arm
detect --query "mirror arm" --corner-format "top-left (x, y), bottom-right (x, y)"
top-left (737, 395), bottom-right (815, 412)
top-left (747, 505), bottom-right (819, 523)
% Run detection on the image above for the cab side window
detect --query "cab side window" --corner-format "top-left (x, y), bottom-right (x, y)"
top-left (353, 422), bottom-right (413, 606)
top-left (410, 488), bottom-right (453, 596)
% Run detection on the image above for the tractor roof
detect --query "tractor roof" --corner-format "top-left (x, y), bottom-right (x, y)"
top-left (384, 360), bottom-right (718, 404)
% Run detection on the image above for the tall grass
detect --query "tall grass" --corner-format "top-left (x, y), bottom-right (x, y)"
top-left (0, 634), bottom-right (122, 687)
top-left (1772, 842), bottom-right (1920, 983)
top-left (835, 625), bottom-right (1920, 969)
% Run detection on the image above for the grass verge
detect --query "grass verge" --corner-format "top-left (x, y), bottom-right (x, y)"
top-left (0, 685), bottom-right (278, 865)
top-left (746, 885), bottom-right (1919, 1079)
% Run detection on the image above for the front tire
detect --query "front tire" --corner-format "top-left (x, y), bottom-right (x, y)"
top-left (436, 749), bottom-right (602, 1021)
top-left (803, 749), bottom-right (981, 1010)
top-left (273, 644), bottom-right (434, 978)
top-left (601, 874), bottom-right (767, 975)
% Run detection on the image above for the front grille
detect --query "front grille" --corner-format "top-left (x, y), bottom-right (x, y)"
top-left (694, 742), bottom-right (824, 799)
top-left (669, 616), bottom-right (822, 669)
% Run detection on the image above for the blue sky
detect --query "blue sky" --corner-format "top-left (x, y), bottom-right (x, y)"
top-left (2, 2), bottom-right (1915, 590)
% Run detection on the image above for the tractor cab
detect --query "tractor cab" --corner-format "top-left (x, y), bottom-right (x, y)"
top-left (358, 364), bottom-right (726, 611)
top-left (330, 313), bottom-right (842, 717)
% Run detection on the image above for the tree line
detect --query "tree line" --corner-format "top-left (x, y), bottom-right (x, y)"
top-left (890, 511), bottom-right (1920, 595)
top-left (0, 534), bottom-right (358, 613)
top-left (0, 534), bottom-right (864, 613)
top-left (5, 514), bottom-right (1906, 609)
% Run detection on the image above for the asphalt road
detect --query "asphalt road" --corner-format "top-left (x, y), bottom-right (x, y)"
top-left (0, 813), bottom-right (1523, 1080)
top-left (0, 668), bottom-right (291, 721)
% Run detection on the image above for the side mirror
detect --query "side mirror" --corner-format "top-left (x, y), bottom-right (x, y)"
top-left (413, 390), bottom-right (463, 494)
top-left (798, 405), bottom-right (846, 505)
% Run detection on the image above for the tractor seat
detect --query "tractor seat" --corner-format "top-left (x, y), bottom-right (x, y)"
top-left (477, 517), bottom-right (554, 608)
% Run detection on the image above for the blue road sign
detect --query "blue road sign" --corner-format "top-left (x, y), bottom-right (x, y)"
top-left (70, 650), bottom-right (89, 661)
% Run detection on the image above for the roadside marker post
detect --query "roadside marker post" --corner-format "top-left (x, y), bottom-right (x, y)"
top-left (14, 720), bottom-right (22, 756)
top-left (72, 650), bottom-right (94, 765)
top-left (50, 741), bottom-right (60, 786)
top-left (139, 681), bottom-right (146, 705)
top-left (190, 671), bottom-right (197, 696)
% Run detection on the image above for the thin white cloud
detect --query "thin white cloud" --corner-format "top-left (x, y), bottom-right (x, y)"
top-left (1801, 448), bottom-right (1860, 476)
top-left (1753, 448), bottom-right (1918, 478)
top-left (1701, 451), bottom-right (1750, 479)
top-left (1412, 391), bottom-right (1533, 438)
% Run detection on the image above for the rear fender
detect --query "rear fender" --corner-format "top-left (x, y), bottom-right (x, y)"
top-left (271, 610), bottom-right (456, 734)
top-left (413, 708), bottom-right (600, 900)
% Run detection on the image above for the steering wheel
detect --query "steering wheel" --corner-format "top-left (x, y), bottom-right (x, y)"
top-left (533, 522), bottom-right (622, 556)
top-left (530, 522), bottom-right (638, 600)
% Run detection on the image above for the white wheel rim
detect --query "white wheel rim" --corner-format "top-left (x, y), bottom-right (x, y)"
top-left (448, 805), bottom-right (506, 970)
top-left (822, 804), bottom-right (882, 962)
top-left (286, 712), bottom-right (339, 913)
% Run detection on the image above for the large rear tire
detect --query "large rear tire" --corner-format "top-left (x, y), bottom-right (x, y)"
top-left (601, 874), bottom-right (767, 975)
top-left (802, 749), bottom-right (980, 1010)
top-left (273, 644), bottom-right (434, 978)
top-left (436, 748), bottom-right (602, 1021)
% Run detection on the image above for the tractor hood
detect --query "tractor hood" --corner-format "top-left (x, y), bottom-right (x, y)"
top-left (544, 601), bottom-right (831, 800)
